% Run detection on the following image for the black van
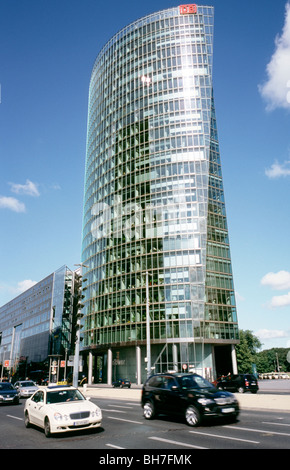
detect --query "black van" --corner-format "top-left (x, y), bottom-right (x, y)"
top-left (216, 374), bottom-right (259, 394)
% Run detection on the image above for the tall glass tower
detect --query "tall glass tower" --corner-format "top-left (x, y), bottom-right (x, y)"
top-left (81, 4), bottom-right (239, 384)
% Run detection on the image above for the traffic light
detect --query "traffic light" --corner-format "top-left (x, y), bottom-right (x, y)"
top-left (71, 266), bottom-right (88, 388)
top-left (71, 272), bottom-right (87, 349)
top-left (74, 321), bottom-right (84, 344)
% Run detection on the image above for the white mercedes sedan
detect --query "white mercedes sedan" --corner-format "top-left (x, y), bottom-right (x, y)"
top-left (24, 385), bottom-right (102, 437)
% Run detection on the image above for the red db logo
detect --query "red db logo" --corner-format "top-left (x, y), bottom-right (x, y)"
top-left (179, 4), bottom-right (197, 14)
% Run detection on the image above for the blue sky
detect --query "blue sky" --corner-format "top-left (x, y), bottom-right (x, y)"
top-left (0, 0), bottom-right (290, 351)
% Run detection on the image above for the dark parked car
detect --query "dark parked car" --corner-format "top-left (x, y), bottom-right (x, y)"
top-left (112, 378), bottom-right (131, 388)
top-left (141, 373), bottom-right (239, 427)
top-left (215, 374), bottom-right (259, 394)
top-left (66, 373), bottom-right (87, 386)
top-left (0, 382), bottom-right (20, 405)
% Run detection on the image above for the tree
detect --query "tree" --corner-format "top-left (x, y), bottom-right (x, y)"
top-left (236, 330), bottom-right (262, 373)
top-left (254, 348), bottom-right (290, 373)
top-left (241, 330), bottom-right (262, 355)
top-left (236, 330), bottom-right (290, 373)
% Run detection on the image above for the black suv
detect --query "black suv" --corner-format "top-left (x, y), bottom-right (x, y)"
top-left (141, 373), bottom-right (239, 427)
top-left (215, 374), bottom-right (259, 394)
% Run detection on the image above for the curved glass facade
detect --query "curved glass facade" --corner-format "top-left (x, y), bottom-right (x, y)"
top-left (81, 5), bottom-right (239, 382)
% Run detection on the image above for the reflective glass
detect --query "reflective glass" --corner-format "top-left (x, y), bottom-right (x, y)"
top-left (81, 6), bottom-right (239, 361)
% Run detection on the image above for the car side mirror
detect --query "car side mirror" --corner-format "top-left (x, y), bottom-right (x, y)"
top-left (171, 385), bottom-right (179, 391)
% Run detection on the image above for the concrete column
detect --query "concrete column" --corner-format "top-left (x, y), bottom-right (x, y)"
top-left (212, 345), bottom-right (217, 379)
top-left (231, 345), bottom-right (238, 374)
top-left (88, 351), bottom-right (93, 385)
top-left (107, 348), bottom-right (112, 385)
top-left (173, 344), bottom-right (178, 371)
top-left (136, 346), bottom-right (141, 385)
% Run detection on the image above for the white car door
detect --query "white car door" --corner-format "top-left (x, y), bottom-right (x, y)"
top-left (27, 390), bottom-right (45, 427)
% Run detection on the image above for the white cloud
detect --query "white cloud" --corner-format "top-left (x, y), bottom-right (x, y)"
top-left (261, 270), bottom-right (290, 290)
top-left (50, 184), bottom-right (61, 191)
top-left (255, 328), bottom-right (289, 339)
top-left (269, 292), bottom-right (290, 308)
top-left (9, 179), bottom-right (40, 197)
top-left (0, 279), bottom-right (37, 297)
top-left (0, 196), bottom-right (26, 212)
top-left (16, 280), bottom-right (37, 293)
top-left (0, 280), bottom-right (38, 305)
top-left (258, 2), bottom-right (290, 110)
top-left (235, 291), bottom-right (245, 302)
top-left (265, 160), bottom-right (290, 178)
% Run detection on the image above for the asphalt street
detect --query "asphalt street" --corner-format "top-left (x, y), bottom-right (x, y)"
top-left (0, 380), bottom-right (289, 450)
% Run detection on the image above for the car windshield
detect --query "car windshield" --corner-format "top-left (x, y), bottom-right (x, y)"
top-left (20, 381), bottom-right (35, 387)
top-left (177, 375), bottom-right (215, 390)
top-left (0, 383), bottom-right (13, 391)
top-left (46, 389), bottom-right (85, 404)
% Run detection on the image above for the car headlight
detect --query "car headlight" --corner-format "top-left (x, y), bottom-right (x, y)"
top-left (54, 412), bottom-right (63, 421)
top-left (91, 408), bottom-right (102, 418)
top-left (197, 398), bottom-right (215, 406)
top-left (54, 412), bottom-right (69, 421)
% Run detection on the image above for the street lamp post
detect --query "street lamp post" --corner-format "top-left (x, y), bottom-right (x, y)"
top-left (73, 263), bottom-right (88, 388)
top-left (146, 271), bottom-right (151, 377)
top-left (73, 320), bottom-right (81, 388)
top-left (1, 346), bottom-right (7, 381)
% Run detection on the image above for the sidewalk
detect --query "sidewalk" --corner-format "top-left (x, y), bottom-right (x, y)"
top-left (83, 385), bottom-right (290, 413)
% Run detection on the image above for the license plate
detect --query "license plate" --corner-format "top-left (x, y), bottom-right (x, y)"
top-left (221, 407), bottom-right (235, 414)
top-left (73, 420), bottom-right (89, 426)
top-left (4, 397), bottom-right (13, 401)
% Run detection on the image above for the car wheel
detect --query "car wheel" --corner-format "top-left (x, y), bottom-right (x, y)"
top-left (24, 411), bottom-right (31, 428)
top-left (44, 417), bottom-right (51, 438)
top-left (143, 400), bottom-right (155, 420)
top-left (237, 387), bottom-right (245, 393)
top-left (185, 405), bottom-right (201, 427)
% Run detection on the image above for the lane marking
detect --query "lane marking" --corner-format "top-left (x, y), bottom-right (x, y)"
top-left (7, 415), bottom-right (23, 421)
top-left (148, 436), bottom-right (208, 449)
top-left (189, 430), bottom-right (259, 444)
top-left (224, 425), bottom-right (290, 437)
top-left (262, 422), bottom-right (290, 427)
top-left (107, 416), bottom-right (143, 424)
top-left (107, 404), bottom-right (132, 409)
top-left (106, 443), bottom-right (126, 449)
top-left (102, 409), bottom-right (127, 413)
